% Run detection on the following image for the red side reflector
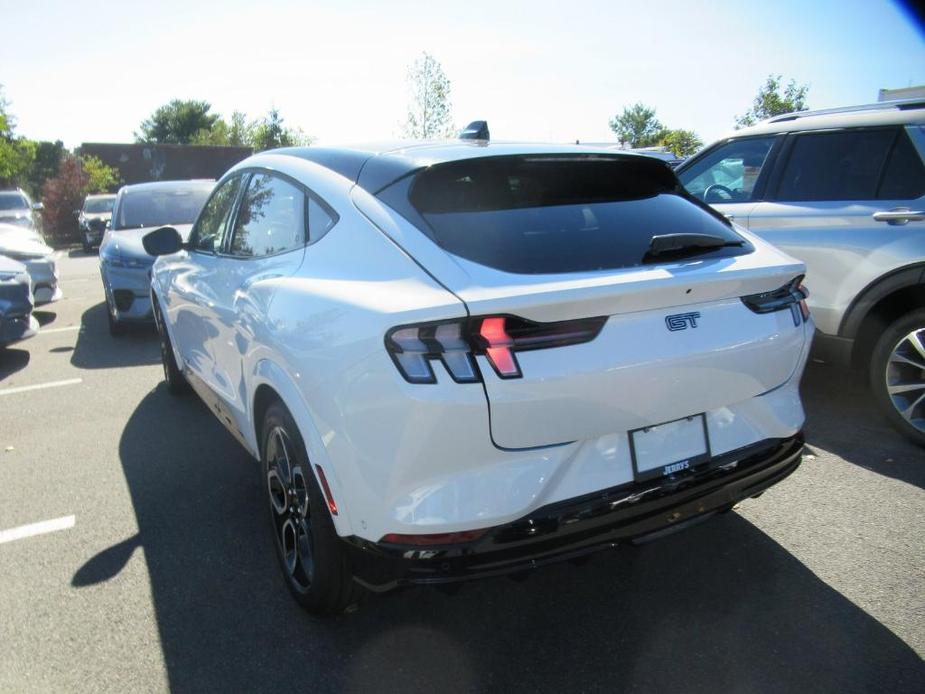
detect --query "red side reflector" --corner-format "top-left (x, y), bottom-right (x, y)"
top-left (314, 464), bottom-right (338, 516)
top-left (380, 529), bottom-right (488, 546)
top-left (479, 317), bottom-right (520, 378)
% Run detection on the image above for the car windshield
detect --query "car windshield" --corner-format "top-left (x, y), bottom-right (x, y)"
top-left (83, 197), bottom-right (115, 213)
top-left (0, 193), bottom-right (29, 211)
top-left (113, 186), bottom-right (212, 229)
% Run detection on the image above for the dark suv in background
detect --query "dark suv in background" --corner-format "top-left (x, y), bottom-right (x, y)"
top-left (77, 193), bottom-right (116, 253)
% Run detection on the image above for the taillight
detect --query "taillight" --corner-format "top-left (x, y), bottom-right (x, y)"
top-left (385, 315), bottom-right (606, 384)
top-left (741, 276), bottom-right (810, 326)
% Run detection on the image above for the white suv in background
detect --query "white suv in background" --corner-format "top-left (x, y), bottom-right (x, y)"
top-left (143, 140), bottom-right (812, 614)
top-left (677, 100), bottom-right (925, 446)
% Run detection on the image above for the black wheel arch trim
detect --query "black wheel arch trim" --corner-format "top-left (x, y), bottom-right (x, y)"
top-left (838, 262), bottom-right (925, 340)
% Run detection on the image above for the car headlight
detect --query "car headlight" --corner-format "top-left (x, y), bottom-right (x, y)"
top-left (102, 255), bottom-right (150, 269)
top-left (0, 270), bottom-right (29, 284)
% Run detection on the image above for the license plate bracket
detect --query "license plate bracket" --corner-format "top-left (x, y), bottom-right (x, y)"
top-left (629, 414), bottom-right (711, 482)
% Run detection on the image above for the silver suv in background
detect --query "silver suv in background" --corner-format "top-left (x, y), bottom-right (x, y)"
top-left (0, 189), bottom-right (43, 235)
top-left (677, 100), bottom-right (925, 446)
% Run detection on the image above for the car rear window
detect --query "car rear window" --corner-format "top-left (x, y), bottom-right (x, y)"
top-left (385, 155), bottom-right (746, 274)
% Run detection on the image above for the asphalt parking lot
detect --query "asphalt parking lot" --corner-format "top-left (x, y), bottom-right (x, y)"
top-left (1, 251), bottom-right (923, 693)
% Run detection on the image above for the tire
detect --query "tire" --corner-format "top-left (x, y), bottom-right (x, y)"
top-left (870, 308), bottom-right (925, 447)
top-left (261, 401), bottom-right (366, 615)
top-left (106, 296), bottom-right (126, 337)
top-left (154, 304), bottom-right (189, 395)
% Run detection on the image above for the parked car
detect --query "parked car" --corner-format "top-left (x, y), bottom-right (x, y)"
top-left (77, 193), bottom-right (116, 253)
top-left (0, 254), bottom-right (38, 348)
top-left (143, 139), bottom-right (813, 615)
top-left (100, 180), bottom-right (213, 335)
top-left (676, 99), bottom-right (925, 445)
top-left (0, 223), bottom-right (60, 304)
top-left (0, 189), bottom-right (43, 235)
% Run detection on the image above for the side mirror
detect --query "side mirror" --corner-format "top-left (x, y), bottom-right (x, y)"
top-left (142, 226), bottom-right (184, 256)
top-left (33, 202), bottom-right (44, 212)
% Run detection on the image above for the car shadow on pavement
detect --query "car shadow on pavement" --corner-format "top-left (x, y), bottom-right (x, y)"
top-left (72, 386), bottom-right (925, 694)
top-left (70, 302), bottom-right (159, 370)
top-left (801, 362), bottom-right (924, 489)
top-left (32, 310), bottom-right (57, 327)
top-left (0, 348), bottom-right (30, 383)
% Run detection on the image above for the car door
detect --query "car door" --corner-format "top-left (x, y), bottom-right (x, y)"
top-left (165, 174), bottom-right (245, 394)
top-left (676, 135), bottom-right (780, 224)
top-left (204, 171), bottom-right (313, 440)
top-left (745, 126), bottom-right (925, 336)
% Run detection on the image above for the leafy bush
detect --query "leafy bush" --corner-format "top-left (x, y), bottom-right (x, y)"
top-left (40, 154), bottom-right (122, 245)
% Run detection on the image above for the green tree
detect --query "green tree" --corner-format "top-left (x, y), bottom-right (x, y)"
top-left (659, 129), bottom-right (703, 157)
top-left (736, 75), bottom-right (809, 128)
top-left (0, 85), bottom-right (36, 188)
top-left (609, 103), bottom-right (666, 148)
top-left (402, 52), bottom-right (454, 139)
top-left (227, 111), bottom-right (257, 147)
top-left (135, 99), bottom-right (221, 144)
top-left (251, 108), bottom-right (312, 151)
top-left (80, 155), bottom-right (121, 193)
top-left (25, 140), bottom-right (65, 197)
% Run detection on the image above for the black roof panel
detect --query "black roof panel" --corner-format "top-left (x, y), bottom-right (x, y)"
top-left (272, 142), bottom-right (648, 193)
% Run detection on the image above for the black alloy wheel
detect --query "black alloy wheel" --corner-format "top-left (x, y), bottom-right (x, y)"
top-left (260, 401), bottom-right (366, 614)
top-left (265, 425), bottom-right (315, 592)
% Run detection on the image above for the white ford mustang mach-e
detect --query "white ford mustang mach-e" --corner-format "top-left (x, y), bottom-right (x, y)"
top-left (143, 135), bottom-right (813, 614)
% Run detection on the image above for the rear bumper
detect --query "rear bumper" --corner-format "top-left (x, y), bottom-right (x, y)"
top-left (342, 433), bottom-right (804, 592)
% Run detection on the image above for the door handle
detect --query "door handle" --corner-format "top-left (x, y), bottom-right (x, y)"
top-left (872, 208), bottom-right (925, 225)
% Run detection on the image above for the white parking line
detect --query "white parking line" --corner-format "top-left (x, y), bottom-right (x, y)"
top-left (0, 378), bottom-right (83, 396)
top-left (38, 325), bottom-right (81, 334)
top-left (0, 515), bottom-right (75, 545)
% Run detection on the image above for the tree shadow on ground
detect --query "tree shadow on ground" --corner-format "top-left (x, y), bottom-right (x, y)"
top-left (72, 386), bottom-right (925, 694)
top-left (801, 362), bottom-right (924, 489)
top-left (69, 302), bottom-right (158, 370)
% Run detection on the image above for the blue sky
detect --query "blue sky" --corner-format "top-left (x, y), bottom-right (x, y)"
top-left (2, 0), bottom-right (923, 148)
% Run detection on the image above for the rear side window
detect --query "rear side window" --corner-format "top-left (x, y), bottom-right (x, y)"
top-left (307, 196), bottom-right (337, 242)
top-left (391, 155), bottom-right (745, 275)
top-left (229, 174), bottom-right (306, 257)
top-left (775, 129), bottom-right (894, 201)
top-left (878, 131), bottom-right (925, 200)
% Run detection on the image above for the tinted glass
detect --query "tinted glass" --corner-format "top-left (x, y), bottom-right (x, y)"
top-left (775, 129), bottom-right (894, 201)
top-left (307, 196), bottom-right (337, 242)
top-left (189, 176), bottom-right (242, 253)
top-left (83, 197), bottom-right (115, 213)
top-left (678, 137), bottom-right (775, 203)
top-left (878, 131), bottom-right (925, 199)
top-left (0, 192), bottom-right (29, 211)
top-left (229, 174), bottom-right (306, 257)
top-left (113, 184), bottom-right (213, 229)
top-left (400, 155), bottom-right (745, 275)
